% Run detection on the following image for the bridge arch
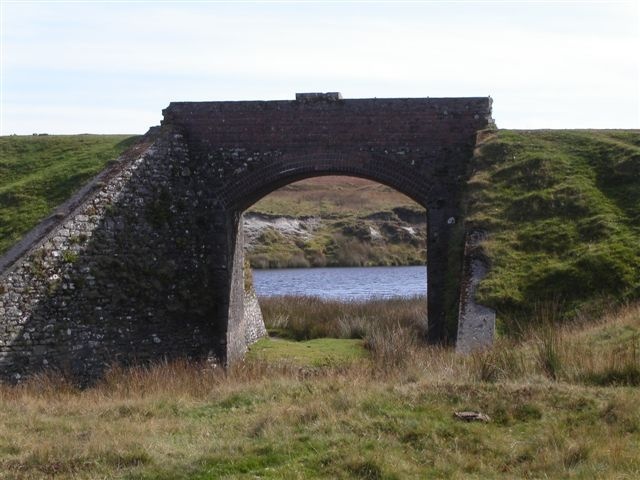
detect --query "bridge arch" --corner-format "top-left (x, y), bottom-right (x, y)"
top-left (222, 151), bottom-right (430, 212)
top-left (0, 94), bottom-right (495, 381)
top-left (160, 94), bottom-right (496, 364)
top-left (218, 150), bottom-right (434, 349)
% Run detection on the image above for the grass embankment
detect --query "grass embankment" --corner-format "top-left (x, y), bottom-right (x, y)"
top-left (246, 177), bottom-right (427, 268)
top-left (0, 135), bottom-right (139, 255)
top-left (469, 130), bottom-right (640, 331)
top-left (1, 300), bottom-right (639, 479)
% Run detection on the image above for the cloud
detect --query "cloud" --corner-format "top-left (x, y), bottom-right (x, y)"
top-left (1, 2), bottom-right (638, 133)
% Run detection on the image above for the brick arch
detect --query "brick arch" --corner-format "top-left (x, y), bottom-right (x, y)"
top-left (220, 151), bottom-right (430, 212)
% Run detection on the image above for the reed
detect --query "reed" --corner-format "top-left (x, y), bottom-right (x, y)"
top-left (259, 294), bottom-right (427, 341)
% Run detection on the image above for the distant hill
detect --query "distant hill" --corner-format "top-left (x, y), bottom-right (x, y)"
top-left (244, 177), bottom-right (427, 268)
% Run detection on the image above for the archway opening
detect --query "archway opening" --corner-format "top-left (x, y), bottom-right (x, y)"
top-left (241, 175), bottom-right (429, 360)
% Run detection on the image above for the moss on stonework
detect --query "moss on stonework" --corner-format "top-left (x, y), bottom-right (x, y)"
top-left (62, 250), bottom-right (78, 263)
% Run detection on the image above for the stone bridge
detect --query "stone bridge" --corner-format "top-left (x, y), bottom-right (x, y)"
top-left (0, 94), bottom-right (495, 382)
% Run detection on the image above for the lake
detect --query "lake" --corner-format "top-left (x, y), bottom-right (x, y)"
top-left (252, 265), bottom-right (427, 300)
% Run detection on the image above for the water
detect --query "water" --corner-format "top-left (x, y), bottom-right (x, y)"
top-left (252, 265), bottom-right (427, 300)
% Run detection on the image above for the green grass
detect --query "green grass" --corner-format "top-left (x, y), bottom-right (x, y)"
top-left (247, 337), bottom-right (367, 366)
top-left (468, 130), bottom-right (640, 330)
top-left (0, 134), bottom-right (139, 254)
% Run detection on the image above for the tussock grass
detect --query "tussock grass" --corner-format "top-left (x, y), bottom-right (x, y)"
top-left (255, 296), bottom-right (640, 386)
top-left (1, 302), bottom-right (640, 479)
top-left (1, 303), bottom-right (640, 478)
top-left (467, 302), bottom-right (640, 386)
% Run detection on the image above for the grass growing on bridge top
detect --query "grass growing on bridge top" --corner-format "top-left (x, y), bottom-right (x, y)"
top-left (0, 134), bottom-right (138, 255)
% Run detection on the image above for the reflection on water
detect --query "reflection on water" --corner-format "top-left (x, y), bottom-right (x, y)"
top-left (252, 265), bottom-right (427, 300)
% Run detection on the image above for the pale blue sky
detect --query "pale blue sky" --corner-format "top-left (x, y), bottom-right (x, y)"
top-left (1, 1), bottom-right (638, 134)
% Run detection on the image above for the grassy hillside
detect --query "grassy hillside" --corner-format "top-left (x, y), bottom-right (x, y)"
top-left (1, 301), bottom-right (638, 479)
top-left (468, 130), bottom-right (640, 330)
top-left (244, 212), bottom-right (427, 269)
top-left (0, 135), bottom-right (139, 254)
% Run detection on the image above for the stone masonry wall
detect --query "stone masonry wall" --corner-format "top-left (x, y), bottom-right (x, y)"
top-left (456, 230), bottom-right (496, 353)
top-left (0, 128), bottom-right (265, 383)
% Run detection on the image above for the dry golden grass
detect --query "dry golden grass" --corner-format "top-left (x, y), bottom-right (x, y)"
top-left (0, 302), bottom-right (639, 479)
top-left (260, 295), bottom-right (427, 341)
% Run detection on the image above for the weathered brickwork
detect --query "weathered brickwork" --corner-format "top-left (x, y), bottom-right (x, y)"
top-left (0, 94), bottom-right (493, 382)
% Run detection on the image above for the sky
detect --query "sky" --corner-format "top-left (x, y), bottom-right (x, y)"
top-left (1, 0), bottom-right (639, 135)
